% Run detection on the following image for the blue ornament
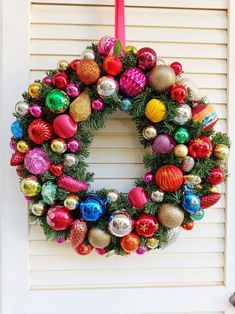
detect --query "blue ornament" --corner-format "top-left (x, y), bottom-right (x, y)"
top-left (80, 194), bottom-right (105, 222)
top-left (11, 120), bottom-right (22, 139)
top-left (120, 98), bottom-right (132, 112)
top-left (182, 187), bottom-right (201, 214)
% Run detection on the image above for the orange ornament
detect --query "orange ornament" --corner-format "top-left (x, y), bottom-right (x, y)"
top-left (77, 59), bottom-right (100, 85)
top-left (120, 232), bottom-right (140, 253)
top-left (155, 165), bottom-right (184, 192)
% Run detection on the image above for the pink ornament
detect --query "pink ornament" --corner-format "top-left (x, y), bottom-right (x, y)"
top-left (128, 187), bottom-right (148, 209)
top-left (143, 172), bottom-right (154, 184)
top-left (10, 139), bottom-right (16, 150)
top-left (67, 138), bottom-right (81, 153)
top-left (24, 148), bottom-right (50, 174)
top-left (120, 67), bottom-right (147, 97)
top-left (170, 62), bottom-right (182, 75)
top-left (46, 205), bottom-right (73, 231)
top-left (91, 98), bottom-right (104, 111)
top-left (57, 236), bottom-right (66, 244)
top-left (96, 248), bottom-right (106, 255)
top-left (136, 246), bottom-right (147, 255)
top-left (66, 83), bottom-right (80, 98)
top-left (152, 134), bottom-right (175, 154)
top-left (98, 36), bottom-right (116, 56)
top-left (53, 114), bottom-right (77, 138)
top-left (57, 175), bottom-right (88, 193)
top-left (24, 195), bottom-right (31, 201)
top-left (28, 104), bottom-right (42, 118)
top-left (136, 47), bottom-right (157, 70)
top-left (42, 76), bottom-right (53, 85)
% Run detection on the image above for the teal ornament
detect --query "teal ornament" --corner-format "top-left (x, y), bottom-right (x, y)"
top-left (190, 209), bottom-right (204, 221)
top-left (41, 181), bottom-right (57, 205)
top-left (46, 89), bottom-right (70, 113)
top-left (120, 98), bottom-right (132, 112)
top-left (182, 186), bottom-right (200, 214)
top-left (11, 120), bottom-right (22, 139)
top-left (174, 127), bottom-right (189, 144)
top-left (80, 194), bottom-right (105, 222)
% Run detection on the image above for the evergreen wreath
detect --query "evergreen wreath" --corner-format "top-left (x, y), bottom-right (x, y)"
top-left (10, 37), bottom-right (230, 256)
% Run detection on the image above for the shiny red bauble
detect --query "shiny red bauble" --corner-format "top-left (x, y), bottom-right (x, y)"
top-left (46, 205), bottom-right (73, 231)
top-left (52, 72), bottom-right (69, 89)
top-left (70, 59), bottom-right (81, 71)
top-left (53, 114), bottom-right (78, 138)
top-left (182, 221), bottom-right (194, 230)
top-left (120, 232), bottom-right (140, 253)
top-left (188, 136), bottom-right (213, 159)
top-left (135, 214), bottom-right (158, 237)
top-left (128, 187), bottom-right (148, 209)
top-left (74, 242), bottom-right (93, 255)
top-left (28, 119), bottom-right (54, 145)
top-left (170, 84), bottom-right (187, 102)
top-left (207, 167), bottom-right (225, 185)
top-left (170, 62), bottom-right (182, 75)
top-left (155, 165), bottom-right (184, 192)
top-left (49, 164), bottom-right (63, 177)
top-left (136, 47), bottom-right (157, 70)
top-left (103, 55), bottom-right (122, 76)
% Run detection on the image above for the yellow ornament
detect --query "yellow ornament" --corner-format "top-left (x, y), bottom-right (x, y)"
top-left (214, 144), bottom-right (230, 160)
top-left (57, 60), bottom-right (69, 71)
top-left (142, 125), bottom-right (157, 140)
top-left (173, 144), bottom-right (188, 158)
top-left (50, 138), bottom-right (67, 154)
top-left (146, 238), bottom-right (159, 249)
top-left (125, 45), bottom-right (137, 54)
top-left (209, 186), bottom-right (219, 193)
top-left (69, 89), bottom-right (91, 122)
top-left (20, 177), bottom-right (41, 197)
top-left (64, 194), bottom-right (79, 210)
top-left (184, 175), bottom-right (201, 186)
top-left (16, 140), bottom-right (29, 153)
top-left (145, 99), bottom-right (166, 123)
top-left (28, 82), bottom-right (42, 99)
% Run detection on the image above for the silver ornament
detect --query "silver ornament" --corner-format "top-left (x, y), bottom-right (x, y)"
top-left (63, 153), bottom-right (78, 167)
top-left (177, 77), bottom-right (202, 102)
top-left (30, 200), bottom-right (46, 216)
top-left (181, 156), bottom-right (195, 173)
top-left (157, 58), bottom-right (166, 66)
top-left (81, 48), bottom-right (96, 60)
top-left (174, 104), bottom-right (192, 125)
top-left (107, 189), bottom-right (119, 203)
top-left (108, 210), bottom-right (134, 237)
top-left (97, 76), bottom-right (118, 97)
top-left (160, 227), bottom-right (181, 249)
top-left (15, 101), bottom-right (29, 116)
top-left (151, 190), bottom-right (164, 202)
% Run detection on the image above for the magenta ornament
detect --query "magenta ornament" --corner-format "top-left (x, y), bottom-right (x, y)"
top-left (46, 205), bottom-right (73, 231)
top-left (57, 175), bottom-right (88, 193)
top-left (42, 76), bottom-right (53, 85)
top-left (119, 67), bottom-right (147, 97)
top-left (96, 248), bottom-right (106, 255)
top-left (56, 236), bottom-right (66, 244)
top-left (10, 139), bottom-right (17, 150)
top-left (67, 138), bottom-right (81, 153)
top-left (152, 134), bottom-right (175, 154)
top-left (137, 47), bottom-right (157, 70)
top-left (28, 104), bottom-right (43, 118)
top-left (91, 98), bottom-right (104, 111)
top-left (143, 172), bottom-right (154, 184)
top-left (66, 83), bottom-right (80, 98)
top-left (24, 148), bottom-right (51, 174)
top-left (136, 246), bottom-right (147, 255)
top-left (97, 36), bottom-right (116, 56)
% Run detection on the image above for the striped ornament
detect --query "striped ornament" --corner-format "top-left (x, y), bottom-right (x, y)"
top-left (155, 165), bottom-right (184, 192)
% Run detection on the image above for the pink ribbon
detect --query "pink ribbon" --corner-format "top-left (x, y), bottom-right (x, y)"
top-left (115, 0), bottom-right (126, 46)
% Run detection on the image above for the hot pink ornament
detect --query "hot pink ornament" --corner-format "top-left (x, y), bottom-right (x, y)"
top-left (91, 98), bottom-right (104, 111)
top-left (57, 175), bottom-right (88, 193)
top-left (10, 139), bottom-right (17, 150)
top-left (53, 114), bottom-right (77, 138)
top-left (136, 246), bottom-right (147, 255)
top-left (136, 47), bottom-right (157, 70)
top-left (24, 148), bottom-right (50, 174)
top-left (143, 172), bottom-right (154, 184)
top-left (66, 83), bottom-right (80, 98)
top-left (57, 236), bottom-right (66, 244)
top-left (119, 67), bottom-right (147, 97)
top-left (46, 205), bottom-right (73, 231)
top-left (67, 138), bottom-right (81, 153)
top-left (96, 248), bottom-right (106, 255)
top-left (98, 36), bottom-right (116, 56)
top-left (28, 104), bottom-right (43, 118)
top-left (128, 187), bottom-right (148, 209)
top-left (152, 134), bottom-right (175, 154)
top-left (42, 76), bottom-right (53, 85)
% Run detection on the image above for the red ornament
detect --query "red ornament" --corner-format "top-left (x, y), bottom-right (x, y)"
top-left (155, 165), bottom-right (184, 192)
top-left (201, 193), bottom-right (221, 209)
top-left (170, 62), bottom-right (182, 75)
top-left (120, 232), bottom-right (140, 253)
top-left (52, 72), bottom-right (68, 89)
top-left (192, 104), bottom-right (217, 131)
top-left (16, 165), bottom-right (24, 177)
top-left (128, 187), bottom-right (148, 209)
top-left (135, 214), bottom-right (158, 237)
top-left (136, 47), bottom-right (157, 70)
top-left (10, 152), bottom-right (25, 166)
top-left (57, 175), bottom-right (88, 193)
top-left (70, 59), bottom-right (81, 71)
top-left (170, 84), bottom-right (187, 102)
top-left (46, 205), bottom-right (73, 231)
top-left (188, 136), bottom-right (212, 159)
top-left (182, 221), bottom-right (194, 230)
top-left (70, 219), bottom-right (88, 248)
top-left (53, 114), bottom-right (77, 138)
top-left (74, 242), bottom-right (93, 255)
top-left (103, 55), bottom-right (122, 76)
top-left (207, 168), bottom-right (225, 185)
top-left (49, 164), bottom-right (63, 177)
top-left (28, 119), bottom-right (54, 145)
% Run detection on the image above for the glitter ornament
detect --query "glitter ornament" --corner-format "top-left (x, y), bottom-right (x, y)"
top-left (182, 188), bottom-right (201, 214)
top-left (57, 175), bottom-right (88, 193)
top-left (170, 84), bottom-right (187, 102)
top-left (16, 140), bottom-right (30, 153)
top-left (91, 98), bottom-right (104, 111)
top-left (161, 227), bottom-right (181, 249)
top-left (21, 177), bottom-right (41, 197)
top-left (80, 194), bottom-right (105, 222)
top-left (103, 55), bottom-right (122, 76)
top-left (11, 120), bottom-right (22, 139)
top-left (52, 72), bottom-right (68, 89)
top-left (214, 144), bottom-right (230, 160)
top-left (135, 214), bottom-right (158, 237)
top-left (28, 104), bottom-right (42, 118)
top-left (28, 82), bottom-right (41, 99)
top-left (190, 209), bottom-right (204, 221)
top-left (108, 210), bottom-right (134, 237)
top-left (174, 127), bottom-right (189, 144)
top-left (69, 90), bottom-right (91, 122)
top-left (41, 181), bottom-right (57, 205)
top-left (128, 187), bottom-right (148, 209)
top-left (70, 219), bottom-right (88, 248)
top-left (146, 238), bottom-right (159, 249)
top-left (64, 194), bottom-right (79, 210)
top-left (178, 77), bottom-right (202, 102)
top-left (97, 76), bottom-right (118, 97)
top-left (63, 153), bottom-right (78, 167)
top-left (181, 156), bottom-right (195, 172)
top-left (136, 47), bottom-right (157, 70)
top-left (28, 119), bottom-right (53, 144)
top-left (119, 67), bottom-right (147, 97)
top-left (24, 148), bottom-right (50, 174)
top-left (46, 89), bottom-right (70, 113)
top-left (145, 99), bottom-right (166, 123)
top-left (30, 200), bottom-right (46, 216)
top-left (188, 136), bottom-right (212, 159)
top-left (143, 172), bottom-right (154, 184)
top-left (150, 190), bottom-right (164, 202)
top-left (174, 104), bottom-right (192, 125)
top-left (88, 227), bottom-right (111, 249)
top-left (207, 168), bottom-right (225, 185)
top-left (201, 193), bottom-right (221, 209)
top-left (66, 83), bottom-right (80, 98)
top-left (142, 125), bottom-right (157, 140)
top-left (149, 65), bottom-right (176, 92)
top-left (120, 232), bottom-right (140, 253)
top-left (53, 114), bottom-right (77, 138)
top-left (107, 189), bottom-right (119, 203)
top-left (120, 98), bottom-right (132, 112)
top-left (192, 104), bottom-right (218, 131)
top-left (42, 76), bottom-right (53, 85)
top-left (158, 203), bottom-right (184, 228)
top-left (50, 138), bottom-right (67, 154)
top-left (155, 165), bottom-right (184, 192)
top-left (57, 60), bottom-right (69, 71)
top-left (67, 138), bottom-right (81, 153)
top-left (15, 101), bottom-right (29, 116)
top-left (74, 242), bottom-right (93, 255)
top-left (70, 59), bottom-right (81, 71)
top-left (10, 152), bottom-right (25, 166)
top-left (97, 36), bottom-right (116, 55)
top-left (49, 164), bottom-right (63, 177)
top-left (46, 205), bottom-right (73, 231)
top-left (170, 62), bottom-right (182, 75)
top-left (77, 59), bottom-right (100, 85)
top-left (81, 48), bottom-right (96, 60)
top-left (152, 134), bottom-right (175, 154)
top-left (173, 144), bottom-right (188, 158)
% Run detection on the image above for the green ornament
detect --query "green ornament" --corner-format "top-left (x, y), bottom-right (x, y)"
top-left (190, 209), bottom-right (204, 221)
top-left (41, 181), bottom-right (57, 205)
top-left (174, 127), bottom-right (189, 144)
top-left (46, 89), bottom-right (70, 113)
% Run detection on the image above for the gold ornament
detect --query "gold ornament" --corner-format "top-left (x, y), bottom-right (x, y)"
top-left (145, 99), bottom-right (166, 123)
top-left (69, 89), bottom-right (91, 122)
top-left (20, 177), bottom-right (41, 197)
top-left (88, 227), bottom-right (111, 249)
top-left (142, 125), bottom-right (157, 140)
top-left (30, 200), bottom-right (46, 216)
top-left (57, 60), bottom-right (69, 71)
top-left (107, 189), bottom-right (119, 203)
top-left (193, 184), bottom-right (202, 191)
top-left (209, 186), bottom-right (219, 193)
top-left (50, 138), bottom-right (67, 154)
top-left (149, 65), bottom-right (176, 92)
top-left (177, 77), bottom-right (202, 102)
top-left (124, 45), bottom-right (137, 54)
top-left (76, 59), bottom-right (100, 85)
top-left (184, 175), bottom-right (201, 186)
top-left (146, 238), bottom-right (159, 249)
top-left (173, 144), bottom-right (188, 158)
top-left (158, 203), bottom-right (184, 228)
top-left (64, 194), bottom-right (79, 210)
top-left (28, 82), bottom-right (42, 99)
top-left (214, 144), bottom-right (230, 160)
top-left (16, 140), bottom-right (29, 153)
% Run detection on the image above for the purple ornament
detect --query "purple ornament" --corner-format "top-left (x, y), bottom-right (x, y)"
top-left (28, 104), bottom-right (42, 118)
top-left (96, 248), bottom-right (106, 255)
top-left (10, 139), bottom-right (17, 150)
top-left (67, 138), bottom-right (81, 153)
top-left (152, 134), bottom-right (175, 154)
top-left (24, 148), bottom-right (51, 174)
top-left (98, 36), bottom-right (116, 56)
top-left (91, 98), bottom-right (104, 111)
top-left (137, 47), bottom-right (157, 70)
top-left (143, 172), bottom-right (154, 184)
top-left (66, 83), bottom-right (80, 98)
top-left (42, 76), bottom-right (53, 85)
top-left (136, 246), bottom-right (147, 255)
top-left (119, 67), bottom-right (147, 97)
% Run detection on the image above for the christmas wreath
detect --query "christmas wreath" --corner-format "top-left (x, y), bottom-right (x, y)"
top-left (10, 36), bottom-right (230, 256)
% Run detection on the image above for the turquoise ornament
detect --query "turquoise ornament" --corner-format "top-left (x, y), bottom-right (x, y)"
top-left (120, 98), bottom-right (132, 112)
top-left (174, 127), bottom-right (189, 144)
top-left (46, 89), bottom-right (70, 113)
top-left (11, 120), bottom-right (22, 139)
top-left (182, 186), bottom-right (201, 214)
top-left (80, 194), bottom-right (105, 222)
top-left (190, 209), bottom-right (204, 221)
top-left (41, 181), bottom-right (57, 205)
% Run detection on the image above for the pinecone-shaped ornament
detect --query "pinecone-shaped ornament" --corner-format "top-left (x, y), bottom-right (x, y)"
top-left (201, 193), bottom-right (221, 209)
top-left (57, 175), bottom-right (88, 193)
top-left (70, 219), bottom-right (88, 248)
top-left (10, 152), bottom-right (25, 166)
